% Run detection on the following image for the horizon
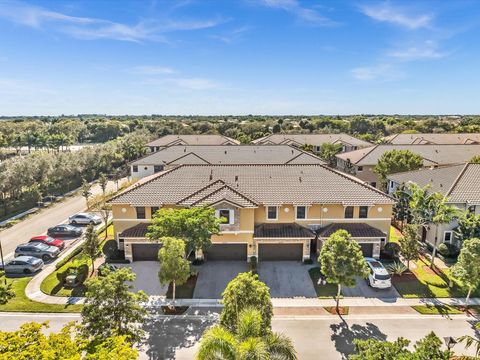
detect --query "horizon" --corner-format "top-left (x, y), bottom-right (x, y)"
top-left (1, 0), bottom-right (480, 115)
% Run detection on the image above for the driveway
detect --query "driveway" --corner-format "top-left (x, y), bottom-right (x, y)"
top-left (342, 277), bottom-right (400, 298)
top-left (193, 261), bottom-right (249, 299)
top-left (119, 261), bottom-right (168, 296)
top-left (257, 261), bottom-right (317, 298)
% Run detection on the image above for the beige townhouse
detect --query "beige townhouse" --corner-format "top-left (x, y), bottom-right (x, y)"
top-left (130, 145), bottom-right (325, 179)
top-left (109, 164), bottom-right (394, 262)
top-left (146, 134), bottom-right (239, 153)
top-left (383, 133), bottom-right (480, 145)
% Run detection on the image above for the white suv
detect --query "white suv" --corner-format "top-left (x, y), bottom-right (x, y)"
top-left (365, 257), bottom-right (392, 289)
top-left (69, 212), bottom-right (102, 225)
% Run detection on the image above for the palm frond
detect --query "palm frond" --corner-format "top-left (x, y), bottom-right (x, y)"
top-left (196, 326), bottom-right (237, 360)
top-left (237, 337), bottom-right (269, 360)
top-left (266, 332), bottom-right (298, 360)
top-left (237, 308), bottom-right (262, 341)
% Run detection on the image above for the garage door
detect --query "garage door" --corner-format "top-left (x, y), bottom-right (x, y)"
top-left (360, 243), bottom-right (373, 257)
top-left (132, 243), bottom-right (162, 261)
top-left (258, 243), bottom-right (303, 261)
top-left (204, 244), bottom-right (247, 261)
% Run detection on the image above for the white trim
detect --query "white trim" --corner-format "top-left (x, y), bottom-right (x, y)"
top-left (113, 219), bottom-right (151, 223)
top-left (443, 231), bottom-right (453, 243)
top-left (295, 205), bottom-right (308, 220)
top-left (298, 218), bottom-right (392, 221)
top-left (254, 237), bottom-right (312, 240)
top-left (266, 206), bottom-right (278, 220)
top-left (219, 230), bottom-right (254, 234)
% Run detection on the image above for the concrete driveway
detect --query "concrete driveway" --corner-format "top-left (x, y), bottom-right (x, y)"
top-left (342, 276), bottom-right (400, 298)
top-left (257, 261), bottom-right (317, 298)
top-left (119, 261), bottom-right (168, 296)
top-left (193, 261), bottom-right (248, 299)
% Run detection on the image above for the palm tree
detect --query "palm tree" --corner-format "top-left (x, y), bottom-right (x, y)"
top-left (196, 308), bottom-right (297, 360)
top-left (458, 322), bottom-right (480, 357)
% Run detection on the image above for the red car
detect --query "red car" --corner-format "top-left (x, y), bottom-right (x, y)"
top-left (29, 235), bottom-right (65, 250)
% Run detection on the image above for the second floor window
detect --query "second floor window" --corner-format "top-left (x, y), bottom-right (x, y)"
top-left (218, 209), bottom-right (232, 224)
top-left (359, 206), bottom-right (368, 218)
top-left (468, 205), bottom-right (476, 213)
top-left (296, 206), bottom-right (306, 219)
top-left (154, 165), bottom-right (163, 173)
top-left (344, 206), bottom-right (354, 218)
top-left (151, 207), bottom-right (159, 217)
top-left (267, 206), bottom-right (278, 220)
top-left (136, 207), bottom-right (146, 219)
top-left (132, 165), bottom-right (138, 172)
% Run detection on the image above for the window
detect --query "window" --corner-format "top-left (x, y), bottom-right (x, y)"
top-left (136, 207), bottom-right (146, 219)
top-left (344, 206), bottom-right (354, 218)
top-left (315, 146), bottom-right (321, 152)
top-left (443, 231), bottom-right (453, 243)
top-left (468, 205), bottom-right (476, 213)
top-left (151, 207), bottom-right (159, 217)
top-left (357, 166), bottom-right (363, 172)
top-left (359, 206), bottom-right (368, 218)
top-left (267, 206), bottom-right (278, 220)
top-left (296, 206), bottom-right (306, 220)
top-left (154, 165), bottom-right (163, 173)
top-left (132, 165), bottom-right (138, 172)
top-left (370, 182), bottom-right (377, 188)
top-left (218, 209), bottom-right (232, 224)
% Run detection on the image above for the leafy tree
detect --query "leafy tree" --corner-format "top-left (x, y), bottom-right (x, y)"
top-left (196, 307), bottom-right (297, 360)
top-left (374, 150), bottom-right (423, 190)
top-left (454, 211), bottom-right (480, 245)
top-left (451, 238), bottom-right (480, 308)
top-left (319, 142), bottom-right (343, 167)
top-left (88, 193), bottom-right (112, 239)
top-left (458, 322), bottom-right (480, 358)
top-left (0, 272), bottom-right (15, 305)
top-left (350, 332), bottom-right (450, 360)
top-left (98, 173), bottom-right (108, 196)
top-left (392, 184), bottom-right (412, 229)
top-left (83, 224), bottom-right (102, 275)
top-left (82, 179), bottom-right (92, 208)
top-left (470, 155), bottom-right (480, 164)
top-left (319, 230), bottom-right (369, 310)
top-left (158, 237), bottom-right (191, 305)
top-left (82, 267), bottom-right (148, 344)
top-left (398, 224), bottom-right (420, 270)
top-left (0, 322), bottom-right (138, 360)
top-left (220, 272), bottom-right (273, 334)
top-left (408, 183), bottom-right (459, 268)
top-left (147, 207), bottom-right (222, 257)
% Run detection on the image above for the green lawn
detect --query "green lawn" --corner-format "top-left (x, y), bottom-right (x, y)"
top-left (389, 226), bottom-right (402, 243)
top-left (412, 304), bottom-right (464, 315)
top-left (0, 276), bottom-right (82, 313)
top-left (308, 267), bottom-right (339, 298)
top-left (392, 259), bottom-right (479, 298)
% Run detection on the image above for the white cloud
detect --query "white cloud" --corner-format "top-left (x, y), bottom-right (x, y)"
top-left (0, 1), bottom-right (224, 42)
top-left (388, 41), bottom-right (446, 60)
top-left (351, 64), bottom-right (400, 81)
top-left (360, 3), bottom-right (432, 30)
top-left (129, 66), bottom-right (176, 75)
top-left (258, 0), bottom-right (337, 26)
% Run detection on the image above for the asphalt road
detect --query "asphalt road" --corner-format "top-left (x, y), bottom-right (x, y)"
top-left (0, 180), bottom-right (122, 261)
top-left (0, 312), bottom-right (478, 359)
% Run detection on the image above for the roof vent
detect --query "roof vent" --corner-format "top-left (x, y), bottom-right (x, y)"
top-left (225, 150), bottom-right (227, 154)
top-left (235, 175), bottom-right (238, 182)
top-left (184, 148), bottom-right (186, 152)
top-left (299, 177), bottom-right (302, 182)
top-left (209, 170), bottom-right (213, 181)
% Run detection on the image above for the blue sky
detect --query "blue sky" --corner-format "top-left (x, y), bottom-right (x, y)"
top-left (0, 0), bottom-right (479, 115)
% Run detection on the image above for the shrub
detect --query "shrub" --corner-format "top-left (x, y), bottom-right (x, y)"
top-left (438, 243), bottom-right (449, 256)
top-left (303, 258), bottom-right (314, 265)
top-left (387, 261), bottom-right (408, 276)
top-left (383, 242), bottom-right (401, 259)
top-left (249, 256), bottom-right (257, 272)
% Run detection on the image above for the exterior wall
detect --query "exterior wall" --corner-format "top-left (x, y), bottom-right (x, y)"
top-left (131, 165), bottom-right (155, 179)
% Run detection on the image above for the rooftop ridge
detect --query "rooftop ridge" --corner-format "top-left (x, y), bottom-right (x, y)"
top-left (188, 183), bottom-right (258, 207)
top-left (445, 163), bottom-right (470, 197)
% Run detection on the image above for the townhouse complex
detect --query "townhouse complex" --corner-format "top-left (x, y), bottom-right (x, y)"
top-left (382, 133), bottom-right (480, 145)
top-left (146, 134), bottom-right (240, 152)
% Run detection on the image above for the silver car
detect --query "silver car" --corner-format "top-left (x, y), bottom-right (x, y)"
top-left (15, 242), bottom-right (60, 261)
top-left (69, 212), bottom-right (102, 225)
top-left (1, 256), bottom-right (44, 274)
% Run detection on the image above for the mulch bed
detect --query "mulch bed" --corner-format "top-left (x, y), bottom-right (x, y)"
top-left (161, 306), bottom-right (189, 315)
top-left (324, 306), bottom-right (349, 315)
top-left (391, 273), bottom-right (416, 283)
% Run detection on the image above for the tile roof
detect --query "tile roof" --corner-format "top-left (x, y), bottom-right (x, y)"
top-left (147, 135), bottom-right (240, 147)
top-left (132, 145), bottom-right (325, 166)
top-left (254, 223), bottom-right (315, 238)
top-left (383, 133), bottom-right (480, 145)
top-left (336, 144), bottom-right (480, 166)
top-left (110, 164), bottom-right (394, 207)
top-left (252, 133), bottom-right (371, 147)
top-left (387, 163), bottom-right (480, 204)
top-left (318, 223), bottom-right (386, 238)
top-left (119, 223), bottom-right (149, 238)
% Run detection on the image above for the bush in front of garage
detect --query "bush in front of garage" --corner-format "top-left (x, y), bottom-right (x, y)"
top-left (103, 240), bottom-right (130, 264)
top-left (381, 242), bottom-right (401, 260)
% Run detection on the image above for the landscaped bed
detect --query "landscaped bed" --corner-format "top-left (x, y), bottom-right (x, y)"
top-left (166, 274), bottom-right (198, 299)
top-left (0, 276), bottom-right (82, 313)
top-left (308, 267), bottom-right (339, 298)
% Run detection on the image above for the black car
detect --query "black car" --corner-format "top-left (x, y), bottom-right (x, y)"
top-left (47, 224), bottom-right (83, 237)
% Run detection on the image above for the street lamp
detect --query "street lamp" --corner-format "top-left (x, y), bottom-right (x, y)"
top-left (443, 336), bottom-right (457, 351)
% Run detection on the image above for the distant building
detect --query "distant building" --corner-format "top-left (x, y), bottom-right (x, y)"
top-left (252, 134), bottom-right (372, 153)
top-left (383, 133), bottom-right (480, 145)
top-left (146, 135), bottom-right (240, 152)
top-left (387, 163), bottom-right (480, 249)
top-left (130, 145), bottom-right (325, 178)
top-left (336, 144), bottom-right (480, 188)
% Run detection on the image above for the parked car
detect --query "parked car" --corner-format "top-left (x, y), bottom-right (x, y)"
top-left (15, 242), bottom-right (60, 262)
top-left (47, 224), bottom-right (83, 237)
top-left (365, 257), bottom-right (392, 289)
top-left (0, 256), bottom-right (44, 274)
top-left (29, 235), bottom-right (65, 250)
top-left (68, 213), bottom-right (102, 225)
